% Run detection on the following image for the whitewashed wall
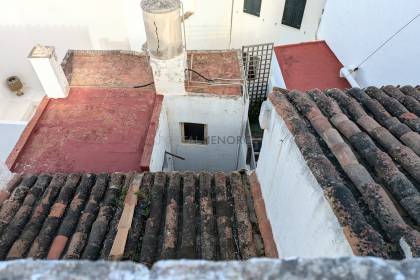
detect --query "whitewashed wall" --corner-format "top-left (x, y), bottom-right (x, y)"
top-left (230, 0), bottom-right (326, 48)
top-left (149, 101), bottom-right (174, 172)
top-left (164, 94), bottom-right (247, 172)
top-left (136, 0), bottom-right (326, 49)
top-left (318, 0), bottom-right (420, 87)
top-left (269, 54), bottom-right (286, 93)
top-left (0, 122), bottom-right (25, 178)
top-left (0, 122), bottom-right (25, 162)
top-left (256, 101), bottom-right (354, 257)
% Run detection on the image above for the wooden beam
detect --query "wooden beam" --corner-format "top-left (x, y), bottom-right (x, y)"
top-left (109, 173), bottom-right (143, 260)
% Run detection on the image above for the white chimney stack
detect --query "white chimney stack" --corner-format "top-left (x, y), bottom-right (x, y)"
top-left (141, 0), bottom-right (186, 95)
top-left (28, 45), bottom-right (69, 99)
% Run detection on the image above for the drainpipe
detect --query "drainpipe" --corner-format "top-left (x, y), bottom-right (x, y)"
top-left (228, 0), bottom-right (235, 49)
top-left (339, 67), bottom-right (360, 88)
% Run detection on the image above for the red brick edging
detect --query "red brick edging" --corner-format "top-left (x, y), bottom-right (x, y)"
top-left (140, 95), bottom-right (164, 171)
top-left (249, 171), bottom-right (279, 258)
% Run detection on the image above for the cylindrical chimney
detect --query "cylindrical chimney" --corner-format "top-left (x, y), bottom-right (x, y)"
top-left (141, 0), bottom-right (183, 60)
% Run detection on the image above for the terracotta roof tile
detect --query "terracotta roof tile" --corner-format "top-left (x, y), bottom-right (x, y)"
top-left (383, 86), bottom-right (420, 116)
top-left (326, 89), bottom-right (420, 184)
top-left (0, 172), bottom-right (268, 264)
top-left (400, 132), bottom-right (420, 155)
top-left (269, 87), bottom-right (420, 257)
top-left (6, 174), bottom-right (67, 260)
top-left (0, 175), bottom-right (52, 259)
top-left (400, 85), bottom-right (420, 102)
top-left (366, 87), bottom-right (420, 133)
top-left (28, 174), bottom-right (81, 259)
top-left (348, 88), bottom-right (420, 155)
top-left (356, 115), bottom-right (381, 132)
top-left (214, 172), bottom-right (236, 260)
top-left (269, 90), bottom-right (390, 257)
top-left (0, 175), bottom-right (22, 205)
top-left (0, 176), bottom-right (38, 238)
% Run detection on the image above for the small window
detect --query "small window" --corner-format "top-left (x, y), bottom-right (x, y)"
top-left (282, 0), bottom-right (307, 29)
top-left (181, 122), bottom-right (207, 144)
top-left (244, 0), bottom-right (262, 17)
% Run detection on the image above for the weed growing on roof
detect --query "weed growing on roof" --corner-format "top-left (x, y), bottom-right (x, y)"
top-left (117, 185), bottom-right (129, 208)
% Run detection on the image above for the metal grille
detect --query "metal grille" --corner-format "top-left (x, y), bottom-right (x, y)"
top-left (242, 43), bottom-right (274, 120)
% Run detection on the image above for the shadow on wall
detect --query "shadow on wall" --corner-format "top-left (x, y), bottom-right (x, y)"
top-left (0, 25), bottom-right (92, 94)
top-left (0, 123), bottom-right (25, 162)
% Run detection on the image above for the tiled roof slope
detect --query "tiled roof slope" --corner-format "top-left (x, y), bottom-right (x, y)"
top-left (269, 87), bottom-right (420, 258)
top-left (0, 172), bottom-right (268, 264)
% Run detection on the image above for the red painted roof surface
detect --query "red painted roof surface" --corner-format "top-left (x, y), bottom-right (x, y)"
top-left (7, 51), bottom-right (162, 173)
top-left (274, 41), bottom-right (350, 91)
top-left (8, 88), bottom-right (162, 173)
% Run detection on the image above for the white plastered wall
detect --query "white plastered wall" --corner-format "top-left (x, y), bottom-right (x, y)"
top-left (230, 0), bottom-right (326, 48)
top-left (256, 101), bottom-right (354, 257)
top-left (0, 123), bottom-right (22, 186)
top-left (175, 0), bottom-right (326, 49)
top-left (164, 94), bottom-right (247, 172)
top-left (268, 54), bottom-right (286, 93)
top-left (149, 100), bottom-right (174, 172)
top-left (128, 0), bottom-right (326, 50)
top-left (318, 0), bottom-right (420, 87)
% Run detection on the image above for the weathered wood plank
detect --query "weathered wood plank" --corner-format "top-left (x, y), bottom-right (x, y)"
top-left (109, 173), bottom-right (143, 260)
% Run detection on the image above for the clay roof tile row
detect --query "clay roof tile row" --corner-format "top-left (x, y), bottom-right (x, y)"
top-left (269, 86), bottom-right (420, 258)
top-left (0, 172), bottom-right (268, 264)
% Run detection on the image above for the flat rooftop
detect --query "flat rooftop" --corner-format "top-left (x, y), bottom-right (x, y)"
top-left (185, 51), bottom-right (243, 96)
top-left (274, 41), bottom-right (350, 91)
top-left (7, 51), bottom-right (161, 173)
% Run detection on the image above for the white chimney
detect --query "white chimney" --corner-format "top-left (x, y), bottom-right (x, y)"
top-left (141, 0), bottom-right (186, 95)
top-left (28, 45), bottom-right (69, 99)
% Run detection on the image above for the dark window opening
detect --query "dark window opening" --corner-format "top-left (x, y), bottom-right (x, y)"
top-left (244, 0), bottom-right (262, 17)
top-left (181, 122), bottom-right (207, 144)
top-left (243, 54), bottom-right (260, 80)
top-left (282, 0), bottom-right (307, 29)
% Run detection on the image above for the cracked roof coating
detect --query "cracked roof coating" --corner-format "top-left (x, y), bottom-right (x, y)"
top-left (269, 86), bottom-right (420, 258)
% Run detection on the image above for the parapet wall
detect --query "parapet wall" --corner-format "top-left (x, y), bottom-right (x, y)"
top-left (0, 257), bottom-right (419, 279)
